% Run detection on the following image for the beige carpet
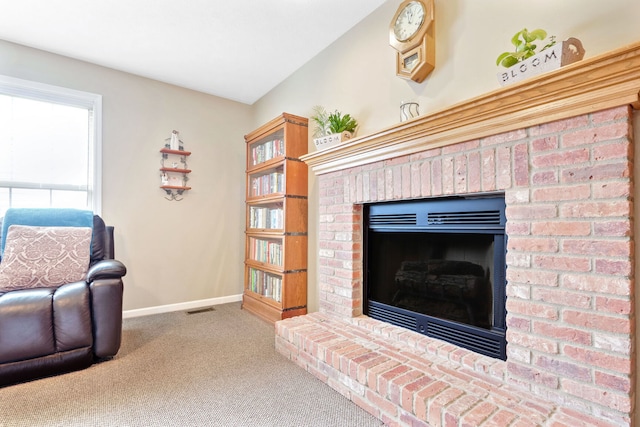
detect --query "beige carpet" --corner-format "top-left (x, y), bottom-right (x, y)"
top-left (0, 302), bottom-right (383, 427)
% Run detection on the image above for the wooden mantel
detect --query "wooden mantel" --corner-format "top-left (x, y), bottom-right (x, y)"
top-left (301, 41), bottom-right (640, 175)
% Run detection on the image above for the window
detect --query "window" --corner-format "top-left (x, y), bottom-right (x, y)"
top-left (0, 75), bottom-right (102, 218)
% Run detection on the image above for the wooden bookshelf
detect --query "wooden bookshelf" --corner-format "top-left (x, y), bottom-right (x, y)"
top-left (242, 113), bottom-right (308, 323)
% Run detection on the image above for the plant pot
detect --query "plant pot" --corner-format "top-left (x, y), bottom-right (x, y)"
top-left (497, 37), bottom-right (585, 86)
top-left (313, 131), bottom-right (354, 151)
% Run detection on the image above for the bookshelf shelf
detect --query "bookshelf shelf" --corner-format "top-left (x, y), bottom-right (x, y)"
top-left (242, 113), bottom-right (308, 323)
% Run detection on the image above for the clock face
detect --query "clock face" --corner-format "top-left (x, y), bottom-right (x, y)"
top-left (393, 1), bottom-right (425, 42)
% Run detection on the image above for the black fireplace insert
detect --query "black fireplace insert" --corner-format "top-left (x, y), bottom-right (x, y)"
top-left (364, 196), bottom-right (507, 360)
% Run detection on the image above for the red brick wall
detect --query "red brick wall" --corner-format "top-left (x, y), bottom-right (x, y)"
top-left (315, 105), bottom-right (635, 421)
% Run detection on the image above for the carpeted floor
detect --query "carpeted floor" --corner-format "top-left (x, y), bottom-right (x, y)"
top-left (0, 302), bottom-right (384, 427)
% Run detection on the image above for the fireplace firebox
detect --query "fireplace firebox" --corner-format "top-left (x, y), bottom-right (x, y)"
top-left (364, 196), bottom-right (507, 359)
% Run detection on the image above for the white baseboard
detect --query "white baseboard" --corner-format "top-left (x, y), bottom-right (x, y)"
top-left (122, 294), bottom-right (243, 319)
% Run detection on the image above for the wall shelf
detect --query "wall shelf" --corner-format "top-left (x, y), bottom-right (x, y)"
top-left (160, 167), bottom-right (192, 174)
top-left (160, 185), bottom-right (192, 191)
top-left (160, 132), bottom-right (191, 201)
top-left (160, 148), bottom-right (192, 156)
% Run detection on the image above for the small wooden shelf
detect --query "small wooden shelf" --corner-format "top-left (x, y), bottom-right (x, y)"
top-left (160, 167), bottom-right (192, 174)
top-left (160, 148), bottom-right (191, 156)
top-left (160, 185), bottom-right (192, 191)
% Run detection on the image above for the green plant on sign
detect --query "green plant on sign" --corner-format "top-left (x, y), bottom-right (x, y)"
top-left (496, 28), bottom-right (556, 68)
top-left (328, 111), bottom-right (357, 134)
top-left (310, 105), bottom-right (358, 137)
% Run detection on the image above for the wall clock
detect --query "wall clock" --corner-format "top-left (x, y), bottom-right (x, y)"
top-left (389, 0), bottom-right (435, 83)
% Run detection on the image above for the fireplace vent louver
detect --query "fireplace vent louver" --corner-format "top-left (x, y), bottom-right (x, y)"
top-left (426, 210), bottom-right (502, 226)
top-left (368, 302), bottom-right (417, 330)
top-left (426, 321), bottom-right (503, 359)
top-left (367, 197), bottom-right (505, 232)
top-left (367, 301), bottom-right (505, 359)
top-left (369, 213), bottom-right (417, 226)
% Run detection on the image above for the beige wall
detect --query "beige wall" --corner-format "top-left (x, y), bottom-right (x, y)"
top-left (0, 39), bottom-right (252, 312)
top-left (255, 0), bottom-right (640, 131)
top-left (252, 0), bottom-right (640, 312)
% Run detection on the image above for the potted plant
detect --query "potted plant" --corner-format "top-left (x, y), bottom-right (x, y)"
top-left (496, 28), bottom-right (585, 86)
top-left (311, 106), bottom-right (358, 150)
top-left (496, 28), bottom-right (556, 68)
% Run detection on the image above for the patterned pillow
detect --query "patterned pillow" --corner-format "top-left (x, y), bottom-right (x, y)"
top-left (0, 225), bottom-right (92, 292)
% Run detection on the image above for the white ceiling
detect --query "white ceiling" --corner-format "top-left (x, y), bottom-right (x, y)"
top-left (0, 0), bottom-right (387, 104)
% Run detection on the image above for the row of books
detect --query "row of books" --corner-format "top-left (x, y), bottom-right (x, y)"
top-left (249, 237), bottom-right (283, 266)
top-left (249, 206), bottom-right (283, 229)
top-left (250, 172), bottom-right (283, 196)
top-left (250, 139), bottom-right (284, 166)
top-left (247, 268), bottom-right (282, 302)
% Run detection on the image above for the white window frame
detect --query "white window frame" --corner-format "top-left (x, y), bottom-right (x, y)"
top-left (0, 75), bottom-right (102, 215)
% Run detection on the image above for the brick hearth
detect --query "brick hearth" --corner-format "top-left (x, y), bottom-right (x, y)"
top-left (277, 44), bottom-right (640, 426)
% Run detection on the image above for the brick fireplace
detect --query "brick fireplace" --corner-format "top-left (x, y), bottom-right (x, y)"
top-left (276, 42), bottom-right (640, 426)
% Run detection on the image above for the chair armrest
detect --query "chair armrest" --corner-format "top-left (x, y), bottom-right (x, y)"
top-left (86, 260), bottom-right (127, 282)
top-left (89, 278), bottom-right (124, 358)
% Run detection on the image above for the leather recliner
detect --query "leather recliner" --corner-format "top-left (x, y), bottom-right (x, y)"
top-left (0, 214), bottom-right (126, 386)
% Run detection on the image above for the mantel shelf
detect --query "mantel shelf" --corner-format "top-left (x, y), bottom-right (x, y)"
top-left (301, 40), bottom-right (640, 175)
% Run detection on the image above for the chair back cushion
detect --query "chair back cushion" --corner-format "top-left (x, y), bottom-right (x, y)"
top-left (1, 208), bottom-right (93, 257)
top-left (0, 225), bottom-right (92, 292)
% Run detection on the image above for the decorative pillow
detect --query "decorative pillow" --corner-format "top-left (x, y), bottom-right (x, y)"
top-left (0, 225), bottom-right (92, 292)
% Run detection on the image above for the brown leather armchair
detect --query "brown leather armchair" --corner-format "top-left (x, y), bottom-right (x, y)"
top-left (0, 213), bottom-right (126, 386)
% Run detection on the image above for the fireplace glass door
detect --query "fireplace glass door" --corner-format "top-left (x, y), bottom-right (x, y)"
top-left (368, 232), bottom-right (495, 330)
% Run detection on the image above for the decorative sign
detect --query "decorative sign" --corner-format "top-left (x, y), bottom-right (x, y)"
top-left (498, 38), bottom-right (585, 86)
top-left (313, 133), bottom-right (344, 151)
